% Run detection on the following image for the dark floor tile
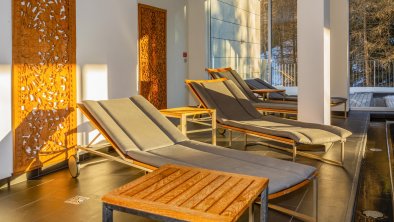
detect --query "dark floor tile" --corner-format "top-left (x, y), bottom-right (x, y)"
top-left (0, 111), bottom-right (369, 222)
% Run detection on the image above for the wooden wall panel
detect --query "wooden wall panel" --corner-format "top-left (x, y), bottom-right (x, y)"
top-left (12, 0), bottom-right (76, 174)
top-left (138, 4), bottom-right (167, 109)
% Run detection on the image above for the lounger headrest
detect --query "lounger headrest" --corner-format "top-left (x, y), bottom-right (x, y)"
top-left (209, 69), bottom-right (261, 103)
top-left (189, 80), bottom-right (262, 122)
top-left (83, 96), bottom-right (187, 153)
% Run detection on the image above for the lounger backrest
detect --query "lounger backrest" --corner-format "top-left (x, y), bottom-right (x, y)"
top-left (209, 69), bottom-right (261, 103)
top-left (83, 96), bottom-right (187, 153)
top-left (189, 80), bottom-right (262, 122)
top-left (245, 79), bottom-right (286, 100)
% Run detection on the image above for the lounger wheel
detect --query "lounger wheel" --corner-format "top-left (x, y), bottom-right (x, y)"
top-left (68, 155), bottom-right (80, 178)
top-left (217, 128), bottom-right (226, 135)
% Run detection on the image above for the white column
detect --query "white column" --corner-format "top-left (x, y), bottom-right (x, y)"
top-left (331, 0), bottom-right (350, 112)
top-left (298, 0), bottom-right (331, 124)
top-left (187, 0), bottom-right (208, 105)
top-left (0, 0), bottom-right (13, 180)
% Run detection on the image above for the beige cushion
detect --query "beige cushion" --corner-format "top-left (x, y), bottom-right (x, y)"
top-left (84, 97), bottom-right (188, 152)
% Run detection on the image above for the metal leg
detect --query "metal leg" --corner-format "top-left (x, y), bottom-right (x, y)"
top-left (260, 187), bottom-right (268, 222)
top-left (313, 178), bottom-right (318, 222)
top-left (180, 114), bottom-right (187, 135)
top-left (341, 141), bottom-right (345, 165)
top-left (244, 134), bottom-right (248, 150)
top-left (292, 144), bottom-right (297, 162)
top-left (87, 133), bottom-right (101, 147)
top-left (229, 130), bottom-right (233, 147)
top-left (344, 102), bottom-right (347, 118)
top-left (7, 178), bottom-right (11, 190)
top-left (249, 203), bottom-right (255, 222)
top-left (103, 203), bottom-right (113, 222)
top-left (211, 110), bottom-right (217, 145)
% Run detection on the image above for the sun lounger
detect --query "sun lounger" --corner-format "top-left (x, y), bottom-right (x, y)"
top-left (185, 78), bottom-right (352, 166)
top-left (246, 78), bottom-right (348, 117)
top-left (207, 67), bottom-right (348, 118)
top-left (206, 67), bottom-right (298, 115)
top-left (70, 95), bottom-right (318, 221)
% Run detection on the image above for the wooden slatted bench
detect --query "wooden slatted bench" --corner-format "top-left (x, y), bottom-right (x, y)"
top-left (102, 164), bottom-right (269, 222)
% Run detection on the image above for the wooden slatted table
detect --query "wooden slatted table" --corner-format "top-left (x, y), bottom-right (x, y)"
top-left (102, 164), bottom-right (269, 222)
top-left (160, 107), bottom-right (217, 145)
top-left (252, 89), bottom-right (286, 101)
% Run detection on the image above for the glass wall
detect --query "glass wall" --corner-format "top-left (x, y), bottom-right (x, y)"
top-left (270, 0), bottom-right (297, 86)
top-left (209, 0), bottom-right (263, 79)
top-left (209, 0), bottom-right (298, 86)
top-left (349, 0), bottom-right (394, 87)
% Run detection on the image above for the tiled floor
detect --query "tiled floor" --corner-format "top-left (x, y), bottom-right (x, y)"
top-left (0, 112), bottom-right (369, 222)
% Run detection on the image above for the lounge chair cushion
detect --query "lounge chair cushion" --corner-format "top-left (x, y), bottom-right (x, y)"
top-left (246, 78), bottom-right (348, 105)
top-left (84, 97), bottom-right (188, 152)
top-left (245, 79), bottom-right (291, 100)
top-left (127, 140), bottom-right (316, 194)
top-left (190, 80), bottom-right (262, 122)
top-left (253, 102), bottom-right (297, 111)
top-left (210, 70), bottom-right (261, 103)
top-left (224, 115), bottom-right (351, 144)
top-left (189, 79), bottom-right (352, 144)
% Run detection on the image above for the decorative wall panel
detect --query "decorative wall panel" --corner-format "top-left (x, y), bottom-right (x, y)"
top-left (12, 0), bottom-right (76, 174)
top-left (138, 4), bottom-right (167, 109)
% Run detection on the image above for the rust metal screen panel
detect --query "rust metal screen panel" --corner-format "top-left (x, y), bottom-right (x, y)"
top-left (138, 4), bottom-right (167, 109)
top-left (12, 0), bottom-right (76, 174)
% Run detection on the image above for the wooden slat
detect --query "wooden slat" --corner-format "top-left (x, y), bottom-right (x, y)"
top-left (168, 174), bottom-right (220, 206)
top-left (132, 168), bottom-right (191, 199)
top-left (143, 170), bottom-right (200, 201)
top-left (121, 168), bottom-right (180, 196)
top-left (104, 194), bottom-right (233, 222)
top-left (180, 175), bottom-right (231, 209)
top-left (193, 177), bottom-right (242, 212)
top-left (156, 172), bottom-right (210, 204)
top-left (207, 178), bottom-right (253, 214)
top-left (221, 180), bottom-right (266, 218)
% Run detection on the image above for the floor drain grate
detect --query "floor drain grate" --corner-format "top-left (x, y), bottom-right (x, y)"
top-left (369, 148), bottom-right (383, 152)
top-left (65, 195), bottom-right (90, 205)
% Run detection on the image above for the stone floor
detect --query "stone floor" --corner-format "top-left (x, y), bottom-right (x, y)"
top-left (0, 112), bottom-right (369, 222)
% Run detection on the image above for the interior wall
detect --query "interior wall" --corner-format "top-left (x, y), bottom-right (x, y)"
top-left (187, 0), bottom-right (209, 105)
top-left (138, 0), bottom-right (188, 108)
top-left (76, 0), bottom-right (189, 144)
top-left (0, 0), bottom-right (13, 180)
top-left (77, 0), bottom-right (139, 99)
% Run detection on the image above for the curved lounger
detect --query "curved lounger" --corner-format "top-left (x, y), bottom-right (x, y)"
top-left (77, 96), bottom-right (318, 221)
top-left (246, 78), bottom-right (348, 117)
top-left (206, 67), bottom-right (297, 115)
top-left (185, 78), bottom-right (352, 166)
top-left (207, 67), bottom-right (348, 118)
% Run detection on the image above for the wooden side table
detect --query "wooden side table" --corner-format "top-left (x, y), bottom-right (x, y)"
top-left (102, 164), bottom-right (269, 222)
top-left (160, 107), bottom-right (217, 145)
top-left (252, 89), bottom-right (286, 101)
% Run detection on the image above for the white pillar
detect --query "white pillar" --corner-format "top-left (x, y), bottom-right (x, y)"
top-left (298, 0), bottom-right (331, 124)
top-left (187, 0), bottom-right (208, 105)
top-left (0, 0), bottom-right (13, 180)
top-left (331, 0), bottom-right (350, 112)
